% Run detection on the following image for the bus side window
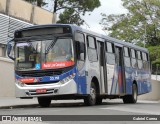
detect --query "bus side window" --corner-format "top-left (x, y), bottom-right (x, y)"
top-left (131, 49), bottom-right (137, 68)
top-left (75, 32), bottom-right (85, 61)
top-left (87, 36), bottom-right (98, 62)
top-left (75, 32), bottom-right (85, 70)
top-left (106, 42), bottom-right (115, 65)
top-left (142, 52), bottom-right (149, 71)
top-left (124, 47), bottom-right (131, 67)
top-left (137, 51), bottom-right (143, 69)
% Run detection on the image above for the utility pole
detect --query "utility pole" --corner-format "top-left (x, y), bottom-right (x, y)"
top-left (144, 23), bottom-right (147, 48)
top-left (52, 0), bottom-right (57, 23)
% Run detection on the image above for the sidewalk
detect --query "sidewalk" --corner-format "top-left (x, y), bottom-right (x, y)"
top-left (0, 97), bottom-right (38, 108)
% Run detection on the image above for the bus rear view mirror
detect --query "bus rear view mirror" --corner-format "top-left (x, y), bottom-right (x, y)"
top-left (75, 41), bottom-right (85, 61)
top-left (7, 39), bottom-right (15, 60)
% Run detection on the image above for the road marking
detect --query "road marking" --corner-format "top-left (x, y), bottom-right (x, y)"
top-left (100, 107), bottom-right (160, 115)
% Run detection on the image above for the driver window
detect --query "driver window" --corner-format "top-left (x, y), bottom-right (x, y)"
top-left (75, 32), bottom-right (85, 70)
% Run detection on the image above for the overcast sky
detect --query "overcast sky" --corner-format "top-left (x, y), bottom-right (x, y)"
top-left (81, 0), bottom-right (128, 34)
top-left (44, 0), bottom-right (128, 35)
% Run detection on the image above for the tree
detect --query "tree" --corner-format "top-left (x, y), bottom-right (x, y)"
top-left (100, 0), bottom-right (160, 45)
top-left (25, 0), bottom-right (101, 26)
top-left (25, 0), bottom-right (47, 7)
top-left (56, 0), bottom-right (101, 26)
top-left (100, 0), bottom-right (160, 72)
top-left (25, 0), bottom-right (100, 26)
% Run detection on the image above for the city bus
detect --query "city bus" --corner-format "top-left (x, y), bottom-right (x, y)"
top-left (7, 24), bottom-right (151, 107)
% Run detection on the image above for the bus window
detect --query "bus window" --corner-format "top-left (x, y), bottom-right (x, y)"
top-left (131, 49), bottom-right (136, 58)
top-left (88, 36), bottom-right (96, 48)
top-left (131, 49), bottom-right (137, 68)
top-left (75, 32), bottom-right (85, 70)
top-left (142, 52), bottom-right (147, 61)
top-left (142, 52), bottom-right (149, 70)
top-left (106, 42), bottom-right (114, 53)
top-left (87, 36), bottom-right (98, 62)
top-left (124, 47), bottom-right (131, 67)
top-left (106, 42), bottom-right (115, 65)
top-left (137, 51), bottom-right (143, 69)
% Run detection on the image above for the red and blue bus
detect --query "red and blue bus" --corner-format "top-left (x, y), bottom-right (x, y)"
top-left (7, 24), bottom-right (151, 107)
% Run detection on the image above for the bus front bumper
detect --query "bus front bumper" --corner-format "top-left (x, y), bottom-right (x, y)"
top-left (15, 79), bottom-right (77, 98)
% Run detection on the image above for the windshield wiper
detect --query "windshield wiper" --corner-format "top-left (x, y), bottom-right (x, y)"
top-left (45, 37), bottom-right (58, 54)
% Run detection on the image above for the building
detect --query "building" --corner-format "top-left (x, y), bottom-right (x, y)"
top-left (0, 0), bottom-right (56, 97)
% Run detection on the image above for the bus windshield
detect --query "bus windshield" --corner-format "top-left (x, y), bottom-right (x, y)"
top-left (15, 38), bottom-right (74, 71)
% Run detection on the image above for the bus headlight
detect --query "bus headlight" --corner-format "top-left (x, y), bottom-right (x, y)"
top-left (16, 80), bottom-right (26, 87)
top-left (59, 73), bottom-right (76, 84)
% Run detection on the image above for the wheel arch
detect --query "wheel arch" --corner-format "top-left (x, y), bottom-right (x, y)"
top-left (91, 76), bottom-right (100, 94)
top-left (133, 80), bottom-right (138, 94)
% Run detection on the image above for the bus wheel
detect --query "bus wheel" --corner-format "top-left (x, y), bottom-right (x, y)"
top-left (96, 97), bottom-right (102, 105)
top-left (123, 83), bottom-right (137, 104)
top-left (38, 97), bottom-right (51, 107)
top-left (84, 82), bottom-right (96, 106)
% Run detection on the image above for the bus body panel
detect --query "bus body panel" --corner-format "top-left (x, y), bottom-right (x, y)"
top-left (125, 67), bottom-right (151, 95)
top-left (9, 24), bottom-right (151, 101)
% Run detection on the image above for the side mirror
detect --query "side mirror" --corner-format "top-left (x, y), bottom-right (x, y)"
top-left (80, 53), bottom-right (84, 61)
top-left (75, 41), bottom-right (85, 61)
top-left (7, 39), bottom-right (15, 60)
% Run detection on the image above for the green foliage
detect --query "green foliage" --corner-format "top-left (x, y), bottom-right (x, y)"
top-left (56, 0), bottom-right (101, 26)
top-left (25, 0), bottom-right (101, 26)
top-left (25, 0), bottom-right (47, 7)
top-left (100, 0), bottom-right (160, 71)
top-left (100, 0), bottom-right (160, 45)
top-left (147, 46), bottom-right (160, 64)
top-left (57, 8), bottom-right (84, 26)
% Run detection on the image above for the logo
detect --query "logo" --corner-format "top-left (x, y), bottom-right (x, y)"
top-left (1, 116), bottom-right (42, 122)
top-left (2, 116), bottom-right (11, 121)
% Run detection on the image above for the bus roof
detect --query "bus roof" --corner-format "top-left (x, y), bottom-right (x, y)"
top-left (16, 24), bottom-right (148, 53)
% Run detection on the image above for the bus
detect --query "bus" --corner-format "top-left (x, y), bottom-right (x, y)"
top-left (7, 24), bottom-right (151, 107)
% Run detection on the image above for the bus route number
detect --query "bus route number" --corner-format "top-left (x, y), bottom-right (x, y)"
top-left (50, 76), bottom-right (59, 81)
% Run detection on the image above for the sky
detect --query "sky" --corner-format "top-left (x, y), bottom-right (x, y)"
top-left (81, 0), bottom-right (128, 34)
top-left (44, 0), bottom-right (128, 35)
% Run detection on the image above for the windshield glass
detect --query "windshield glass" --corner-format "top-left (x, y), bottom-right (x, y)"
top-left (15, 38), bottom-right (74, 71)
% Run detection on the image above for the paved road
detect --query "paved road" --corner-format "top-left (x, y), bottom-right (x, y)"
top-left (0, 99), bottom-right (160, 124)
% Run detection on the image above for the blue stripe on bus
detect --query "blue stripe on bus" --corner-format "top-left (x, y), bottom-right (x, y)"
top-left (125, 67), bottom-right (151, 95)
top-left (15, 66), bottom-right (87, 94)
top-left (15, 67), bottom-right (77, 83)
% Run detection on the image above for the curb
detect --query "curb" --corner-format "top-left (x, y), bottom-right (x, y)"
top-left (0, 104), bottom-right (38, 109)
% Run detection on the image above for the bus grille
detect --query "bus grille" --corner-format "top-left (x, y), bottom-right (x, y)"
top-left (16, 70), bottom-right (63, 77)
top-left (25, 81), bottom-right (59, 85)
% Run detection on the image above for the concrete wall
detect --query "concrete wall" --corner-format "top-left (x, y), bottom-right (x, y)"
top-left (138, 80), bottom-right (160, 101)
top-left (0, 0), bottom-right (56, 24)
top-left (0, 0), bottom-right (6, 13)
top-left (8, 0), bottom-right (33, 22)
top-left (0, 57), bottom-right (15, 97)
top-left (33, 6), bottom-right (54, 24)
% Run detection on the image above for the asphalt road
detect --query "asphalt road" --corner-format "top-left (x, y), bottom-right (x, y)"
top-left (0, 99), bottom-right (160, 124)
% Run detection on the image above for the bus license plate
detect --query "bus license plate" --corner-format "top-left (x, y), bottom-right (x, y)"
top-left (36, 89), bottom-right (46, 93)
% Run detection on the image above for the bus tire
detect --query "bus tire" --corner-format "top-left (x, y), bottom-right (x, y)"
top-left (84, 82), bottom-right (96, 106)
top-left (123, 83), bottom-right (138, 104)
top-left (38, 97), bottom-right (51, 107)
top-left (96, 97), bottom-right (102, 105)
